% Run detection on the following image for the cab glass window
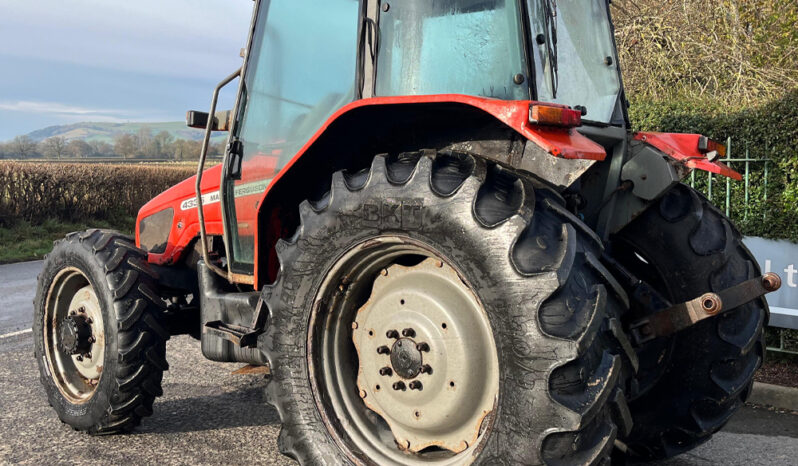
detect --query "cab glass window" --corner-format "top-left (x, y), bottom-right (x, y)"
top-left (227, 0), bottom-right (360, 270)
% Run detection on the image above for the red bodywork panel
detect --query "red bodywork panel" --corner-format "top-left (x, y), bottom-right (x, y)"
top-left (633, 132), bottom-right (742, 181)
top-left (136, 95), bottom-right (606, 276)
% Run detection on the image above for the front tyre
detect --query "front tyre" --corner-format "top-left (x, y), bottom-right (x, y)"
top-left (34, 230), bottom-right (169, 434)
top-left (260, 151), bottom-right (631, 464)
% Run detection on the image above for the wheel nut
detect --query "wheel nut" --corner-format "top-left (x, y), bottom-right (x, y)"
top-left (76, 355), bottom-right (83, 361)
top-left (88, 336), bottom-right (95, 344)
top-left (86, 318), bottom-right (93, 325)
top-left (69, 310), bottom-right (76, 316)
top-left (379, 367), bottom-right (393, 376)
top-left (402, 328), bottom-right (415, 337)
top-left (420, 364), bottom-right (433, 374)
top-left (409, 381), bottom-right (423, 391)
top-left (377, 345), bottom-right (391, 355)
top-left (416, 342), bottom-right (430, 352)
top-left (78, 306), bottom-right (85, 313)
top-left (85, 352), bottom-right (92, 359)
top-left (392, 381), bottom-right (406, 391)
top-left (386, 329), bottom-right (399, 339)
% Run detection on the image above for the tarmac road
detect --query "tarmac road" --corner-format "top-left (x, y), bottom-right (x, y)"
top-left (1, 261), bottom-right (797, 465)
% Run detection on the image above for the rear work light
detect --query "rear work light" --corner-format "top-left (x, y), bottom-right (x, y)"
top-left (698, 136), bottom-right (727, 162)
top-left (529, 104), bottom-right (583, 128)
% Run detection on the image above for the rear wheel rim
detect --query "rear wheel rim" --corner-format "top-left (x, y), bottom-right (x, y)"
top-left (43, 268), bottom-right (105, 404)
top-left (308, 236), bottom-right (499, 465)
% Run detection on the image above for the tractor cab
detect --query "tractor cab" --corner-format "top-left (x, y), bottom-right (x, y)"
top-left (216, 0), bottom-right (625, 277)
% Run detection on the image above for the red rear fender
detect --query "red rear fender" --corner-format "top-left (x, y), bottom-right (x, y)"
top-left (136, 95), bottom-right (608, 279)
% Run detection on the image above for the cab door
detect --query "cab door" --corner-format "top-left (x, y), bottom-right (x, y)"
top-left (221, 0), bottom-right (361, 275)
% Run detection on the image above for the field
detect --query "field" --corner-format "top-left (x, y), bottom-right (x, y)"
top-left (0, 161), bottom-right (196, 263)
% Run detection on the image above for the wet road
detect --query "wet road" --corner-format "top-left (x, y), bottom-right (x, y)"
top-left (1, 261), bottom-right (796, 465)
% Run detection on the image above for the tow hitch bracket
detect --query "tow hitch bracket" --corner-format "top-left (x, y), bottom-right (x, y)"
top-left (630, 273), bottom-right (781, 345)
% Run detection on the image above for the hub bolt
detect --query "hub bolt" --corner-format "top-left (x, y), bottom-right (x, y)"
top-left (379, 367), bottom-right (393, 376)
top-left (76, 355), bottom-right (83, 361)
top-left (88, 336), bottom-right (96, 344)
top-left (386, 329), bottom-right (399, 339)
top-left (401, 328), bottom-right (415, 338)
top-left (420, 364), bottom-right (433, 374)
top-left (416, 342), bottom-right (430, 352)
top-left (392, 381), bottom-right (406, 391)
top-left (409, 381), bottom-right (423, 391)
top-left (377, 345), bottom-right (391, 355)
top-left (85, 352), bottom-right (92, 359)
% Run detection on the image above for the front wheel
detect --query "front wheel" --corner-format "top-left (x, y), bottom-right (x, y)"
top-left (260, 151), bottom-right (631, 464)
top-left (34, 230), bottom-right (169, 434)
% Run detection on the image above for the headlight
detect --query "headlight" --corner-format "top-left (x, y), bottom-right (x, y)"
top-left (138, 208), bottom-right (174, 254)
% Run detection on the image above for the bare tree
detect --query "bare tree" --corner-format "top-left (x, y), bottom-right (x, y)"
top-left (67, 140), bottom-right (93, 158)
top-left (172, 139), bottom-right (202, 160)
top-left (10, 135), bottom-right (37, 158)
top-left (153, 131), bottom-right (174, 158)
top-left (41, 136), bottom-right (68, 159)
top-left (135, 127), bottom-right (153, 157)
top-left (114, 133), bottom-right (137, 159)
top-left (89, 140), bottom-right (114, 156)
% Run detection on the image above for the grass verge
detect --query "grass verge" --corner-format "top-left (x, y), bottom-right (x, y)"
top-left (0, 217), bottom-right (135, 264)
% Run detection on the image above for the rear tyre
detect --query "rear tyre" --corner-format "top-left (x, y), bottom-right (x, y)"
top-left (260, 151), bottom-right (631, 464)
top-left (612, 184), bottom-right (767, 459)
top-left (34, 230), bottom-right (169, 434)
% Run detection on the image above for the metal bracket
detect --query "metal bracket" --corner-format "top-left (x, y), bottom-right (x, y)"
top-left (630, 273), bottom-right (781, 345)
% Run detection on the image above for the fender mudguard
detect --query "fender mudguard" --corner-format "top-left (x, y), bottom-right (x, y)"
top-left (136, 95), bottom-right (607, 286)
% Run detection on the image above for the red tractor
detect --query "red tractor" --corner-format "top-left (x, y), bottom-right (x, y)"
top-left (34, 1), bottom-right (780, 464)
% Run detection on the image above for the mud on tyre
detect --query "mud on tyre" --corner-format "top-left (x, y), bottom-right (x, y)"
top-left (260, 151), bottom-right (634, 464)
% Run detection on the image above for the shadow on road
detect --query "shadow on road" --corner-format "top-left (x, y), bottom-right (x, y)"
top-left (138, 384), bottom-right (281, 434)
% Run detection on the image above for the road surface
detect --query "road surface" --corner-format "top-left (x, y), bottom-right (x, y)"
top-left (1, 261), bottom-right (796, 464)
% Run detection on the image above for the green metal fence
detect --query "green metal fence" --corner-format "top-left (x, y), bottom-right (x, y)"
top-left (687, 137), bottom-right (771, 221)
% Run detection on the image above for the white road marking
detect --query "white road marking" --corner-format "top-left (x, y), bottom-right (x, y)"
top-left (0, 328), bottom-right (32, 339)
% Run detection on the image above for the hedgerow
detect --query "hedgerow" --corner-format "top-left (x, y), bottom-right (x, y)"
top-left (629, 89), bottom-right (798, 242)
top-left (0, 162), bottom-right (195, 226)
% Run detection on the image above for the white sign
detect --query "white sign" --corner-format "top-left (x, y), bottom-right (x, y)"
top-left (743, 236), bottom-right (798, 329)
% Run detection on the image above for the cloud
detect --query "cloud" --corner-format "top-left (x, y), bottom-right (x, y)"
top-left (0, 100), bottom-right (155, 123)
top-left (0, 0), bottom-right (252, 79)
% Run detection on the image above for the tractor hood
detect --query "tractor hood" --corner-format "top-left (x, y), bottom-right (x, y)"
top-left (136, 164), bottom-right (225, 265)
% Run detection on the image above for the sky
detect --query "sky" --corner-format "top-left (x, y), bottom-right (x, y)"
top-left (0, 0), bottom-right (254, 141)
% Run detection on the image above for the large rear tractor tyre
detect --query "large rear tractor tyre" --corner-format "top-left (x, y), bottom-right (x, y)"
top-left (34, 230), bottom-right (169, 434)
top-left (260, 151), bottom-right (632, 465)
top-left (612, 184), bottom-right (767, 459)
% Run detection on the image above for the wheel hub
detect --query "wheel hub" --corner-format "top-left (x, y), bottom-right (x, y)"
top-left (390, 337), bottom-right (425, 379)
top-left (58, 314), bottom-right (93, 355)
top-left (352, 257), bottom-right (498, 454)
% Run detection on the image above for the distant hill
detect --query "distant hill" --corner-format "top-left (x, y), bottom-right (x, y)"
top-left (25, 121), bottom-right (227, 143)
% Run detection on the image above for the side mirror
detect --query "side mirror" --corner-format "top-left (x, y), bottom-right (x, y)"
top-left (186, 110), bottom-right (233, 131)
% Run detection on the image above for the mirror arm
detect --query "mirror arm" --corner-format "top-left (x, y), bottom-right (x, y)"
top-left (195, 67), bottom-right (242, 281)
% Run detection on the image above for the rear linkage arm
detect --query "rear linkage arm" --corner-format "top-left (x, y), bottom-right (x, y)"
top-left (629, 273), bottom-right (780, 345)
top-left (603, 255), bottom-right (781, 346)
